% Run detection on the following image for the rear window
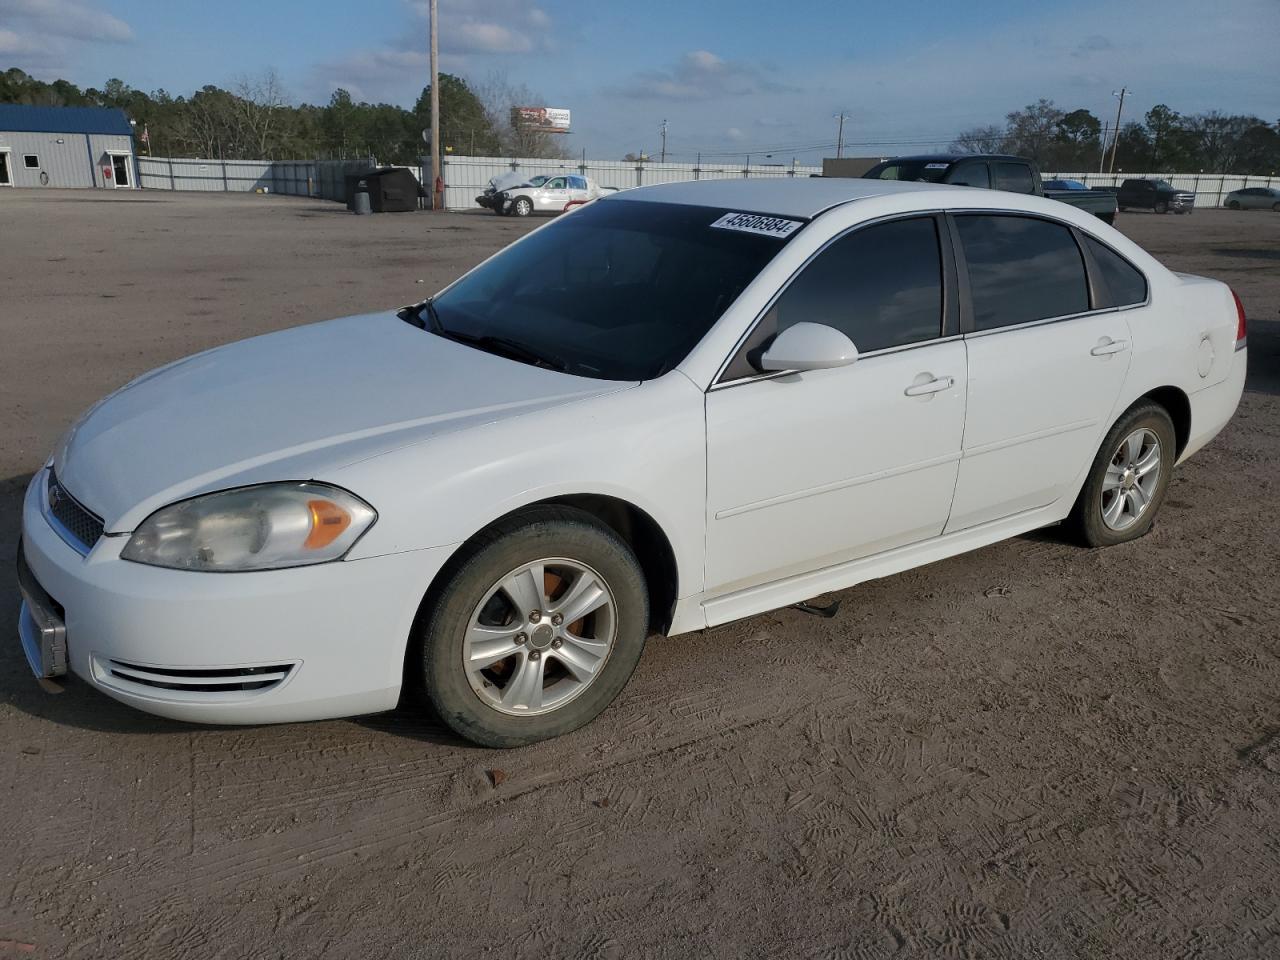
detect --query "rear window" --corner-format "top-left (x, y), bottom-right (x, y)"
top-left (992, 162), bottom-right (1034, 193)
top-left (955, 214), bottom-right (1089, 331)
top-left (1084, 236), bottom-right (1147, 308)
top-left (863, 160), bottom-right (951, 183)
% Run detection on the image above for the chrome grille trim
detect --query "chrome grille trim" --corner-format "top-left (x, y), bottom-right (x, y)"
top-left (103, 659), bottom-right (295, 694)
top-left (44, 470), bottom-right (105, 556)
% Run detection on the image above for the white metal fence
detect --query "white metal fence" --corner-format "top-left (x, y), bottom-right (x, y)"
top-left (440, 155), bottom-right (822, 210)
top-left (136, 154), bottom-right (1276, 212)
top-left (1046, 171), bottom-right (1278, 209)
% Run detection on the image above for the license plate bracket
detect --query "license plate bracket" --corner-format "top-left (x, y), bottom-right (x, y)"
top-left (16, 545), bottom-right (67, 679)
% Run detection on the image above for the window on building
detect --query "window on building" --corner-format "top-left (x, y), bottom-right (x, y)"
top-left (23, 154), bottom-right (39, 169)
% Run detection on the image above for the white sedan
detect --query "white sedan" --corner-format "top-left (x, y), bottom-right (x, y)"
top-left (17, 179), bottom-right (1246, 747)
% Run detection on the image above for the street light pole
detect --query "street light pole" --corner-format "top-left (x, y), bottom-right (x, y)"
top-left (660, 119), bottom-right (667, 163)
top-left (429, 0), bottom-right (441, 210)
top-left (1108, 87), bottom-right (1127, 175)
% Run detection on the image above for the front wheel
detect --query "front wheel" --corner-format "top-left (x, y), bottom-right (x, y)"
top-left (1228, 200), bottom-right (1241, 210)
top-left (1066, 402), bottom-right (1176, 548)
top-left (417, 507), bottom-right (649, 747)
top-left (1155, 201), bottom-right (1169, 214)
top-left (511, 196), bottom-right (533, 217)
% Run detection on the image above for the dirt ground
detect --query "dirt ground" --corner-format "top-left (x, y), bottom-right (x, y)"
top-left (1, 191), bottom-right (1278, 959)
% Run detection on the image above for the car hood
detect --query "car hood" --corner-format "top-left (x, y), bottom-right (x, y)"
top-left (54, 312), bottom-right (627, 532)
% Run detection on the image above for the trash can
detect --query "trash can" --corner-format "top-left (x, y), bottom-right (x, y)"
top-left (350, 178), bottom-right (372, 215)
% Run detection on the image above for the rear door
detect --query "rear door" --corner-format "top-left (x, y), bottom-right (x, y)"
top-left (945, 213), bottom-right (1133, 531)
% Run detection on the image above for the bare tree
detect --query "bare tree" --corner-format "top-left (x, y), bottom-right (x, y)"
top-left (475, 71), bottom-right (569, 160)
top-left (231, 68), bottom-right (289, 158)
top-left (949, 124), bottom-right (1009, 154)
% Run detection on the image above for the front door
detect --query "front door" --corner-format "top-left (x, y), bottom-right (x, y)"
top-left (537, 177), bottom-right (569, 211)
top-left (111, 154), bottom-right (131, 188)
top-left (0, 152), bottom-right (10, 186)
top-left (704, 215), bottom-right (966, 599)
top-left (945, 213), bottom-right (1133, 531)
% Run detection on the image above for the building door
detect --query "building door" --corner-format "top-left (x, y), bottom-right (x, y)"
top-left (111, 154), bottom-right (131, 188)
top-left (0, 152), bottom-right (11, 186)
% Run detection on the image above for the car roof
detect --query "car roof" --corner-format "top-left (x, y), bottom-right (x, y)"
top-left (606, 176), bottom-right (960, 219)
top-left (880, 154), bottom-right (1028, 164)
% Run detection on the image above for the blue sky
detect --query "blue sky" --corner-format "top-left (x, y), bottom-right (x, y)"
top-left (3, 0), bottom-right (1276, 160)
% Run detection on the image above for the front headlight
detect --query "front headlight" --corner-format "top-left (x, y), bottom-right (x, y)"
top-left (121, 482), bottom-right (376, 572)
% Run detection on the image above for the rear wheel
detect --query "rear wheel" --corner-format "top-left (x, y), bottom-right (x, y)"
top-left (417, 507), bottom-right (649, 747)
top-left (1066, 402), bottom-right (1176, 548)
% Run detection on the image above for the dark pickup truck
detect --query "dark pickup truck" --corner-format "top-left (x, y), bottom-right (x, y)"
top-left (1111, 178), bottom-right (1196, 215)
top-left (860, 154), bottom-right (1118, 224)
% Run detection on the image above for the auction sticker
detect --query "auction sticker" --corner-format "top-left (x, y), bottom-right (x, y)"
top-left (710, 212), bottom-right (804, 239)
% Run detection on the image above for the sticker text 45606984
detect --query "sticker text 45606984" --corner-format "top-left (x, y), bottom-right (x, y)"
top-left (710, 212), bottom-right (805, 239)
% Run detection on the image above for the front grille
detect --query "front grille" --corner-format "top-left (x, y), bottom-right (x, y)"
top-left (45, 471), bottom-right (104, 554)
top-left (103, 659), bottom-right (295, 694)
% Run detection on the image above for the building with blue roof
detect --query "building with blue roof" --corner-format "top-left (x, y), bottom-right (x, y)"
top-left (0, 104), bottom-right (137, 189)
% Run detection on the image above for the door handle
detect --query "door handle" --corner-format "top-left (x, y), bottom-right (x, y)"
top-left (1090, 338), bottom-right (1129, 356)
top-left (904, 376), bottom-right (954, 397)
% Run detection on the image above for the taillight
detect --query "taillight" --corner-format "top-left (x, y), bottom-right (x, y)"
top-left (1232, 289), bottom-right (1247, 344)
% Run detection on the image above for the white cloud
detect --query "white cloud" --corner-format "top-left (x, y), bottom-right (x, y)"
top-left (313, 0), bottom-right (554, 102)
top-left (0, 0), bottom-right (133, 43)
top-left (611, 49), bottom-right (797, 101)
top-left (0, 0), bottom-right (133, 76)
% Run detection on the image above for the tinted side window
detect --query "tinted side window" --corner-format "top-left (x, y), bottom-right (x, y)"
top-left (1084, 236), bottom-right (1147, 307)
top-left (992, 162), bottom-right (1034, 193)
top-left (722, 218), bottom-right (942, 379)
top-left (946, 163), bottom-right (990, 188)
top-left (956, 215), bottom-right (1089, 330)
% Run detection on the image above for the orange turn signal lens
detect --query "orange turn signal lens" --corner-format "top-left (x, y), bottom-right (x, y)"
top-left (304, 499), bottom-right (352, 550)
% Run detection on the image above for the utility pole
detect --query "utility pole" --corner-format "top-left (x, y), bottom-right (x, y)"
top-left (1108, 87), bottom-right (1127, 175)
top-left (1098, 121), bottom-right (1109, 173)
top-left (659, 119), bottom-right (667, 163)
top-left (429, 0), bottom-right (441, 210)
top-left (834, 112), bottom-right (849, 158)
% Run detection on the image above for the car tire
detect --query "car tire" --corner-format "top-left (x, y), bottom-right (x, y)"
top-left (512, 196), bottom-right (533, 217)
top-left (1065, 402), bottom-right (1177, 548)
top-left (1155, 201), bottom-right (1169, 214)
top-left (1273, 202), bottom-right (1280, 212)
top-left (416, 506), bottom-right (649, 748)
top-left (1228, 200), bottom-right (1241, 210)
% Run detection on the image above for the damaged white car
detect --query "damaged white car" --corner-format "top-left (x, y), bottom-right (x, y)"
top-left (477, 172), bottom-right (616, 216)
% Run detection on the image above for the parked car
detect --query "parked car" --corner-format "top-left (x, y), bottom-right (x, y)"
top-left (1116, 178), bottom-right (1196, 215)
top-left (18, 179), bottom-right (1246, 747)
top-left (861, 155), bottom-right (1117, 223)
top-left (1225, 186), bottom-right (1280, 211)
top-left (477, 173), bottom-right (615, 216)
top-left (475, 173), bottom-right (549, 212)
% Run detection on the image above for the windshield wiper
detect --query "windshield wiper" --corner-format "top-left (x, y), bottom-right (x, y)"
top-left (401, 300), bottom-right (569, 372)
top-left (444, 330), bottom-right (570, 372)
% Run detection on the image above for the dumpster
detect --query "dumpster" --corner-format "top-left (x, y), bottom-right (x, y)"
top-left (344, 167), bottom-right (425, 213)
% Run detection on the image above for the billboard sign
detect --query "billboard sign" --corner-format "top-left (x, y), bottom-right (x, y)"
top-left (512, 107), bottom-right (571, 133)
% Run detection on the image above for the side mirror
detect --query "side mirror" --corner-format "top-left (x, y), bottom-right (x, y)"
top-left (759, 322), bottom-right (859, 373)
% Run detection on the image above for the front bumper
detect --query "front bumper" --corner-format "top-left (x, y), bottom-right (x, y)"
top-left (18, 468), bottom-right (456, 725)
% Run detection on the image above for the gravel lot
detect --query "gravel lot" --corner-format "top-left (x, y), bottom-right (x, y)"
top-left (1, 191), bottom-right (1278, 959)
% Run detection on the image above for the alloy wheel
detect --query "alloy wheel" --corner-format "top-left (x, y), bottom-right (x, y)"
top-left (463, 558), bottom-right (617, 716)
top-left (1100, 428), bottom-right (1162, 532)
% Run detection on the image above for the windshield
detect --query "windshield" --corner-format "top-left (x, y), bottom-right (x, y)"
top-left (426, 200), bottom-right (803, 380)
top-left (863, 160), bottom-right (950, 183)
